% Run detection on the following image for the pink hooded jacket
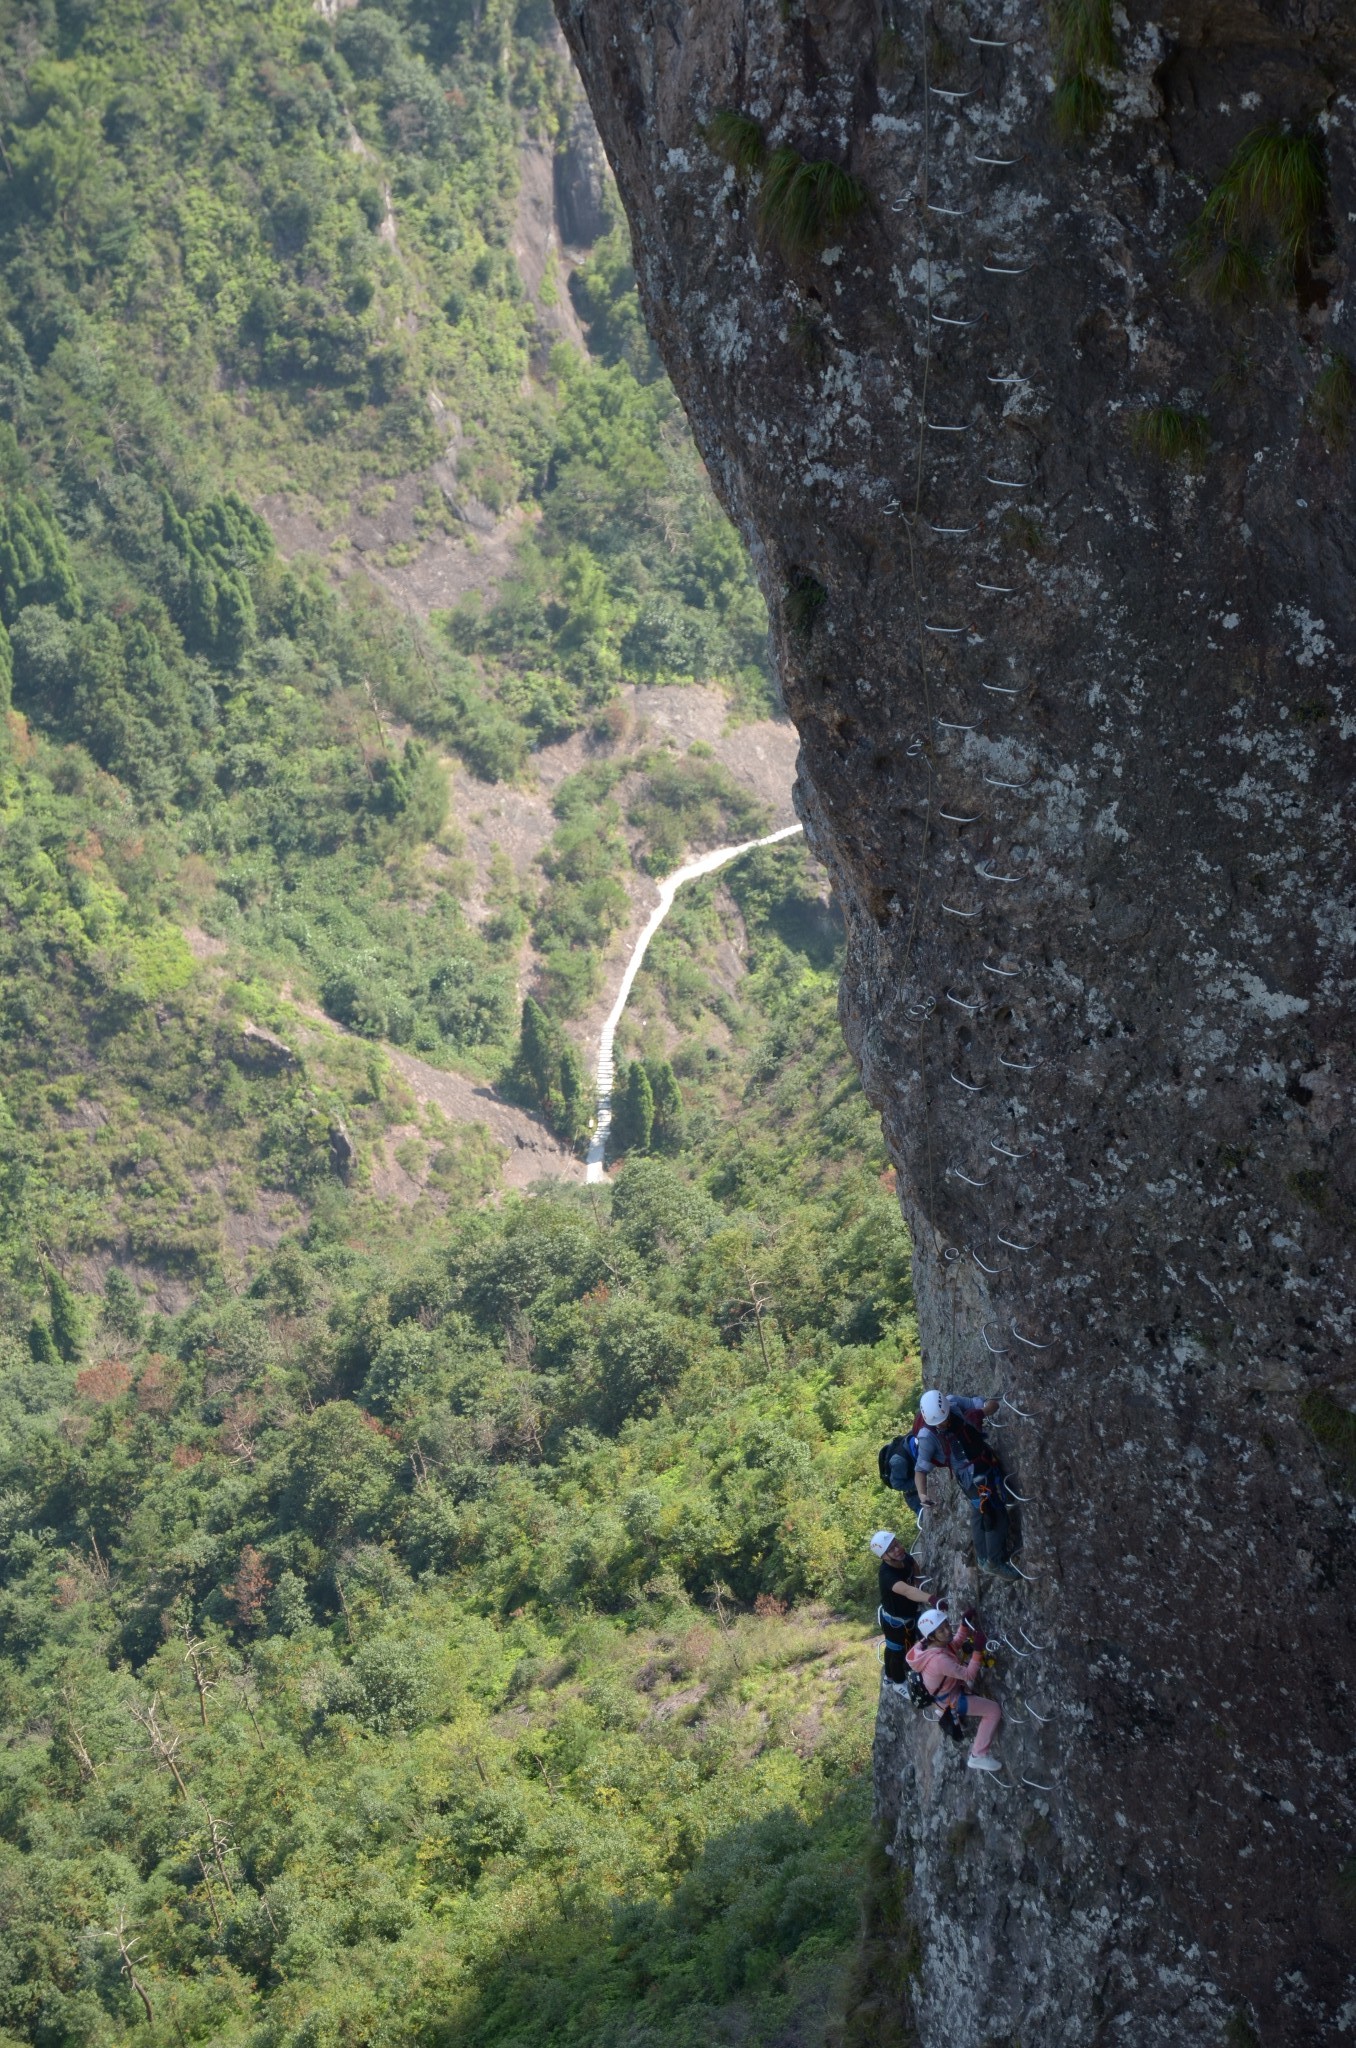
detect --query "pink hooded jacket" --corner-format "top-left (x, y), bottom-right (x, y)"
top-left (906, 1638), bottom-right (981, 1707)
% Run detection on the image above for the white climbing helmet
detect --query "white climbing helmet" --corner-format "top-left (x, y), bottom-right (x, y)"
top-left (920, 1390), bottom-right (948, 1429)
top-left (869, 1530), bottom-right (896, 1558)
top-left (917, 1607), bottom-right (949, 1639)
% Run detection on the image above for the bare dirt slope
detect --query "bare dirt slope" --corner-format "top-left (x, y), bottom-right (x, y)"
top-left (257, 113), bottom-right (585, 621)
top-left (449, 681), bottom-right (798, 923)
top-left (281, 997), bottom-right (583, 1192)
top-left (256, 486), bottom-right (533, 621)
top-left (444, 682), bottom-right (800, 1062)
top-left (381, 1044), bottom-right (581, 1189)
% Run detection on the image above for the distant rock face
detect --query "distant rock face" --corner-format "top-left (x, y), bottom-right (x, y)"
top-left (328, 1118), bottom-right (357, 1180)
top-left (554, 1), bottom-right (1356, 2041)
top-left (235, 1022), bottom-right (300, 1070)
top-left (554, 93), bottom-right (610, 246)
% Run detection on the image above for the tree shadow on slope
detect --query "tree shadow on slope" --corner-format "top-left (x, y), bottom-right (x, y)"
top-left (443, 1784), bottom-right (916, 2048)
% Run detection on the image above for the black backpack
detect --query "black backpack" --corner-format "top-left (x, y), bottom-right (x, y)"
top-left (904, 1669), bottom-right (933, 1712)
top-left (878, 1432), bottom-right (920, 1500)
top-left (906, 1671), bottom-right (966, 1740)
top-left (900, 1668), bottom-right (965, 1739)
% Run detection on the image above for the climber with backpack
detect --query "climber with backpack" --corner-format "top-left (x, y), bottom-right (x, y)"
top-left (914, 1389), bottom-right (1019, 1579)
top-left (877, 1424), bottom-right (922, 1517)
top-left (906, 1606), bottom-right (1004, 1771)
top-left (869, 1529), bottom-right (932, 1693)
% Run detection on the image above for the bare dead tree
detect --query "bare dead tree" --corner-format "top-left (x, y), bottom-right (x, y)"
top-left (230, 1663), bottom-right (268, 1755)
top-left (527, 1750), bottom-right (555, 1795)
top-left (87, 1531), bottom-right (112, 1586)
top-left (59, 1683), bottom-right (97, 1783)
top-left (193, 1851), bottom-right (222, 1934)
top-left (128, 1694), bottom-right (189, 1799)
top-left (221, 1398), bottom-right (259, 1468)
top-left (361, 674), bottom-right (394, 758)
top-left (738, 1262), bottom-right (774, 1374)
top-left (179, 1621), bottom-right (215, 1731)
top-left (705, 1579), bottom-right (742, 1669)
top-left (197, 1802), bottom-right (237, 1903)
top-left (108, 1910), bottom-right (154, 2023)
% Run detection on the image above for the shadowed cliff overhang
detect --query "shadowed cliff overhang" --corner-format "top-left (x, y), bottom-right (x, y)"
top-left (549, 2), bottom-right (1356, 2042)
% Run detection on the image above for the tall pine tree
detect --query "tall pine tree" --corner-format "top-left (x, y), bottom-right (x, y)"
top-left (611, 1060), bottom-right (655, 1157)
top-left (645, 1058), bottom-right (682, 1149)
top-left (45, 1265), bottom-right (86, 1363)
top-left (516, 998), bottom-right (590, 1145)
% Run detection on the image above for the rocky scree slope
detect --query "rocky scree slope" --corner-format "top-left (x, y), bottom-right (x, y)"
top-left (551, 0), bottom-right (1356, 2042)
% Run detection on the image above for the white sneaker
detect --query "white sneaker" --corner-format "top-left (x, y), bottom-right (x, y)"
top-left (966, 1753), bottom-right (1002, 1773)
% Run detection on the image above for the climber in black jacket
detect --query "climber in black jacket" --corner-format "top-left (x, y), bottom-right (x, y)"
top-left (870, 1529), bottom-right (933, 1692)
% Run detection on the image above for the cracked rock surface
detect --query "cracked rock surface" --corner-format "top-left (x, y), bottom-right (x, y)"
top-left (554, 1), bottom-right (1355, 2041)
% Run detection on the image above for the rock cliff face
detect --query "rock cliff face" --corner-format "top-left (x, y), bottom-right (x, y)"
top-left (552, 2), bottom-right (1356, 2041)
top-left (555, 90), bottom-right (612, 245)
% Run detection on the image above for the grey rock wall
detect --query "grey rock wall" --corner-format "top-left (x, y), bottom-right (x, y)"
top-left (551, 1), bottom-right (1356, 2041)
top-left (556, 92), bottom-right (611, 245)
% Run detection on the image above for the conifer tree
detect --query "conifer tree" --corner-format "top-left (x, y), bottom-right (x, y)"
top-left (215, 571), bottom-right (257, 665)
top-left (516, 998), bottom-right (591, 1145)
top-left (617, 1060), bottom-right (655, 1154)
top-left (559, 1040), bottom-right (588, 1143)
top-left (46, 1264), bottom-right (86, 1363)
top-left (28, 1318), bottom-right (61, 1368)
top-left (644, 1058), bottom-right (682, 1148)
top-left (186, 551), bottom-right (219, 656)
top-left (0, 493), bottom-right (80, 624)
top-left (520, 997), bottom-right (558, 1110)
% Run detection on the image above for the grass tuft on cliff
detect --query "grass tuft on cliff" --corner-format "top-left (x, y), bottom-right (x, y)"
top-left (758, 150), bottom-right (869, 259)
top-left (1183, 125), bottom-right (1326, 302)
top-left (1309, 352), bottom-right (1354, 449)
top-left (1053, 70), bottom-right (1110, 141)
top-left (877, 25), bottom-right (908, 79)
top-left (1049, 0), bottom-right (1115, 140)
top-left (785, 572), bottom-right (828, 639)
top-left (705, 108), bottom-right (768, 176)
top-left (1050, 0), bottom-right (1115, 73)
top-left (1129, 404), bottom-right (1210, 467)
top-left (1300, 1388), bottom-right (1356, 1492)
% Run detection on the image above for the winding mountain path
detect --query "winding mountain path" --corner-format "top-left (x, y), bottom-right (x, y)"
top-left (585, 824), bottom-right (804, 1182)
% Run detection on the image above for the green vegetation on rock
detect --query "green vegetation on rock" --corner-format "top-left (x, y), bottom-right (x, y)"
top-left (1128, 403), bottom-right (1211, 466)
top-left (757, 150), bottom-right (869, 261)
top-left (1183, 124), bottom-right (1327, 304)
top-left (705, 108), bottom-right (769, 177)
top-left (1309, 351), bottom-right (1353, 448)
top-left (1048, 0), bottom-right (1115, 140)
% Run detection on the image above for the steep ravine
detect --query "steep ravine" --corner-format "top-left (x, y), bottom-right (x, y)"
top-left (550, 3), bottom-right (1356, 2042)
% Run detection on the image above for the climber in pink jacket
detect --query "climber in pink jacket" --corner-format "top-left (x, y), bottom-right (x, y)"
top-left (906, 1608), bottom-right (1003, 1772)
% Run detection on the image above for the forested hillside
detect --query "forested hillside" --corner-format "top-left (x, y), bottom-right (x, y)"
top-left (0, 0), bottom-right (779, 1299)
top-left (1, 854), bottom-right (918, 2047)
top-left (0, 1), bottom-right (917, 2040)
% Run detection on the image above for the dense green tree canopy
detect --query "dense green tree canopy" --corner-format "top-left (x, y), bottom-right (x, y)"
top-left (0, 0), bottom-right (908, 2039)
